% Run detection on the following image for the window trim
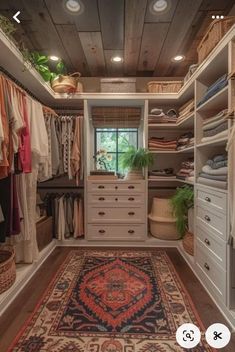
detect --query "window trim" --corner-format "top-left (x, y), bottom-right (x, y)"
top-left (94, 128), bottom-right (138, 172)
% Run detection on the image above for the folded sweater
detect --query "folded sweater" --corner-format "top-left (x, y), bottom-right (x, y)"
top-left (202, 165), bottom-right (228, 175)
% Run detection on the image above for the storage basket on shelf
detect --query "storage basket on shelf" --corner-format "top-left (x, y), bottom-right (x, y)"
top-left (183, 231), bottom-right (194, 256)
top-left (148, 198), bottom-right (180, 240)
top-left (147, 81), bottom-right (183, 93)
top-left (51, 72), bottom-right (82, 93)
top-left (197, 17), bottom-right (235, 64)
top-left (0, 245), bottom-right (16, 294)
top-left (100, 78), bottom-right (136, 93)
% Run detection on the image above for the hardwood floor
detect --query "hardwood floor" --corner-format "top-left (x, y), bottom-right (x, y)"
top-left (0, 247), bottom-right (234, 352)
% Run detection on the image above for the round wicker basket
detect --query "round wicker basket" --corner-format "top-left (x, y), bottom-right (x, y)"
top-left (0, 245), bottom-right (16, 294)
top-left (51, 72), bottom-right (81, 93)
top-left (183, 232), bottom-right (194, 256)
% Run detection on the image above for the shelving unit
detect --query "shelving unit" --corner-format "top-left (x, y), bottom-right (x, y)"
top-left (1, 20), bottom-right (235, 327)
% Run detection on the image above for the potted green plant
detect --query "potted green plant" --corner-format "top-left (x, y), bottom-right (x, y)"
top-left (170, 185), bottom-right (194, 238)
top-left (120, 146), bottom-right (153, 180)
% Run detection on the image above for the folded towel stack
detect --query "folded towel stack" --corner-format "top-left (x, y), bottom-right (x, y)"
top-left (176, 158), bottom-right (194, 182)
top-left (149, 168), bottom-right (176, 180)
top-left (198, 154), bottom-right (228, 189)
top-left (201, 109), bottom-right (228, 143)
top-left (148, 108), bottom-right (178, 124)
top-left (197, 74), bottom-right (228, 107)
top-left (177, 132), bottom-right (194, 151)
top-left (177, 99), bottom-right (194, 124)
top-left (148, 137), bottom-right (177, 151)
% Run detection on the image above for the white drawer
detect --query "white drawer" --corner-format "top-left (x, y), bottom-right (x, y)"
top-left (87, 193), bottom-right (144, 206)
top-left (196, 225), bottom-right (227, 270)
top-left (87, 207), bottom-right (145, 223)
top-left (196, 205), bottom-right (227, 240)
top-left (196, 241), bottom-right (226, 300)
top-left (87, 181), bottom-right (145, 193)
top-left (87, 224), bottom-right (146, 241)
top-left (196, 186), bottom-right (227, 214)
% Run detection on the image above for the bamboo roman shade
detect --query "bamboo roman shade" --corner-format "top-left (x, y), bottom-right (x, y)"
top-left (91, 107), bottom-right (141, 128)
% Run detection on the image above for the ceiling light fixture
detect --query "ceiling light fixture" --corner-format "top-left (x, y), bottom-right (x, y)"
top-left (172, 55), bottom-right (185, 62)
top-left (150, 0), bottom-right (171, 14)
top-left (64, 0), bottom-right (84, 14)
top-left (111, 56), bottom-right (123, 63)
top-left (49, 55), bottom-right (60, 61)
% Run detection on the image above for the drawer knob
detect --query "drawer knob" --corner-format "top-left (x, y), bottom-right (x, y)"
top-left (115, 198), bottom-right (118, 201)
top-left (99, 197), bottom-right (105, 201)
top-left (205, 197), bottom-right (211, 202)
top-left (128, 185), bottom-right (135, 189)
top-left (204, 238), bottom-right (210, 246)
top-left (115, 186), bottom-right (118, 190)
top-left (204, 262), bottom-right (210, 271)
top-left (98, 185), bottom-right (105, 189)
top-left (128, 197), bottom-right (135, 201)
top-left (98, 212), bottom-right (105, 216)
top-left (128, 212), bottom-right (135, 216)
top-left (128, 230), bottom-right (135, 234)
top-left (204, 215), bottom-right (211, 222)
top-left (99, 229), bottom-right (105, 234)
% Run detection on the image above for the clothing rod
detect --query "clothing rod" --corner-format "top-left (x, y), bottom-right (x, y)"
top-left (0, 66), bottom-right (43, 104)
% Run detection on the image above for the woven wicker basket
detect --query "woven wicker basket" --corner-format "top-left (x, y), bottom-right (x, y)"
top-left (51, 72), bottom-right (81, 93)
top-left (183, 232), bottom-right (194, 256)
top-left (197, 17), bottom-right (235, 64)
top-left (0, 245), bottom-right (16, 294)
top-left (147, 81), bottom-right (183, 93)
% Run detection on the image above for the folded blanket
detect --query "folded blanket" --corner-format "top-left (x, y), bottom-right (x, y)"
top-left (203, 116), bottom-right (227, 131)
top-left (187, 176), bottom-right (194, 182)
top-left (197, 74), bottom-right (228, 107)
top-left (203, 109), bottom-right (228, 127)
top-left (201, 130), bottom-right (228, 143)
top-left (203, 121), bottom-right (228, 137)
top-left (206, 159), bottom-right (228, 169)
top-left (197, 177), bottom-right (227, 190)
top-left (202, 165), bottom-right (228, 175)
top-left (199, 172), bottom-right (227, 181)
top-left (209, 154), bottom-right (227, 162)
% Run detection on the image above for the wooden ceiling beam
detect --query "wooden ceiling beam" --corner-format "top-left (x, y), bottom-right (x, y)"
top-left (98, 0), bottom-right (124, 50)
top-left (124, 0), bottom-right (148, 75)
top-left (79, 32), bottom-right (106, 76)
top-left (138, 23), bottom-right (169, 72)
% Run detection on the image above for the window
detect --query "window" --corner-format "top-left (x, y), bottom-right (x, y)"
top-left (95, 128), bottom-right (138, 173)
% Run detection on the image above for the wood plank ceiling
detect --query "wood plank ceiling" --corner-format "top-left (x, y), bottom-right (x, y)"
top-left (0, 0), bottom-right (234, 77)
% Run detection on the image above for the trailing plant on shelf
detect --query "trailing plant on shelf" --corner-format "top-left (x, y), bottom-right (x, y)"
top-left (0, 15), bottom-right (16, 39)
top-left (170, 185), bottom-right (194, 238)
top-left (120, 146), bottom-right (154, 180)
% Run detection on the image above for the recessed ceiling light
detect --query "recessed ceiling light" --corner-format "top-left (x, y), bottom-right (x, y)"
top-left (49, 55), bottom-right (60, 61)
top-left (111, 56), bottom-right (123, 63)
top-left (64, 0), bottom-right (83, 14)
top-left (150, 0), bottom-right (171, 14)
top-left (172, 55), bottom-right (185, 62)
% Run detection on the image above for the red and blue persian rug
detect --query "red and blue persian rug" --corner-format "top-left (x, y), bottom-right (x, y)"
top-left (9, 249), bottom-right (214, 351)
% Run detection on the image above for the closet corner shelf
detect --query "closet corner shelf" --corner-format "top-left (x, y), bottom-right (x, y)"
top-left (197, 136), bottom-right (228, 148)
top-left (148, 112), bottom-right (194, 130)
top-left (196, 86), bottom-right (228, 113)
top-left (150, 147), bottom-right (194, 154)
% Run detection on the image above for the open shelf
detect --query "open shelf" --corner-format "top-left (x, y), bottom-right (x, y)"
top-left (150, 146), bottom-right (194, 154)
top-left (196, 86), bottom-right (228, 113)
top-left (197, 136), bottom-right (228, 148)
top-left (148, 112), bottom-right (194, 130)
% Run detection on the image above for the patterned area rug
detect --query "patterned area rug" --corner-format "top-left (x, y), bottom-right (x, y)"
top-left (9, 249), bottom-right (213, 351)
